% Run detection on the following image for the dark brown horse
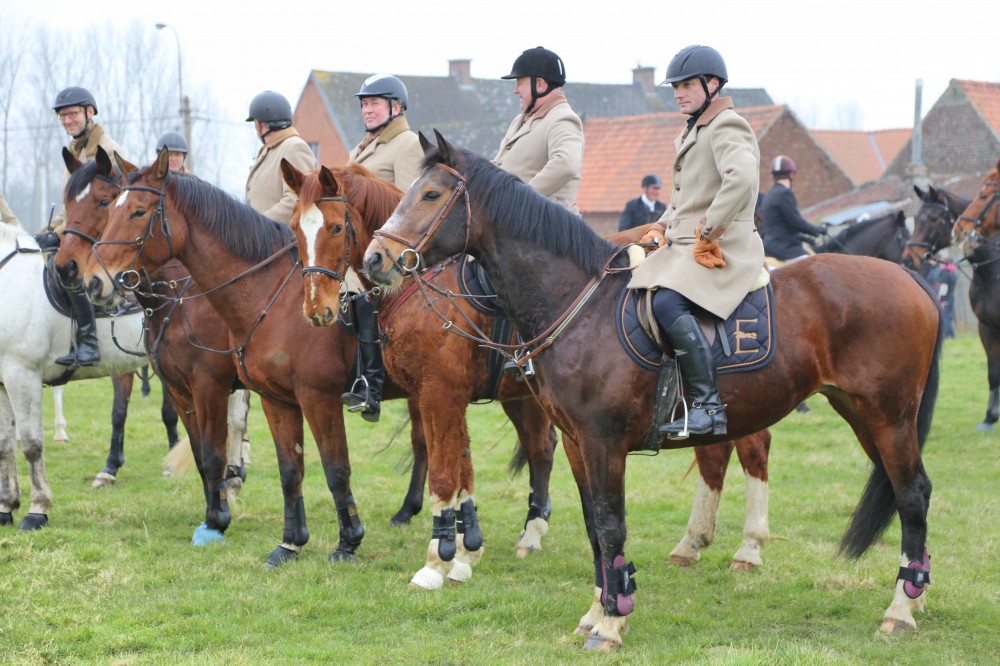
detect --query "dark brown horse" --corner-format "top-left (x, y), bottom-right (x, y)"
top-left (814, 210), bottom-right (910, 263)
top-left (364, 132), bottom-right (942, 649)
top-left (53, 146), bottom-right (249, 542)
top-left (80, 148), bottom-right (424, 565)
top-left (282, 162), bottom-right (774, 579)
top-left (951, 160), bottom-right (1000, 431)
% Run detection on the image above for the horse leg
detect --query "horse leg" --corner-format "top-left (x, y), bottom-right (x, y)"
top-left (390, 397), bottom-right (426, 526)
top-left (0, 388), bottom-right (22, 525)
top-left (225, 389), bottom-right (252, 496)
top-left (187, 387), bottom-right (233, 545)
top-left (259, 400), bottom-right (310, 567)
top-left (561, 434), bottom-right (605, 638)
top-left (730, 430), bottom-right (771, 571)
top-left (93, 373), bottom-right (133, 488)
top-left (976, 326), bottom-right (1000, 432)
top-left (410, 394), bottom-right (471, 589)
top-left (161, 386), bottom-right (180, 449)
top-left (5, 378), bottom-right (49, 530)
top-left (501, 397), bottom-right (557, 558)
top-left (301, 397), bottom-right (364, 563)
top-left (448, 429), bottom-right (484, 583)
top-left (669, 442), bottom-right (733, 567)
top-left (51, 385), bottom-right (68, 443)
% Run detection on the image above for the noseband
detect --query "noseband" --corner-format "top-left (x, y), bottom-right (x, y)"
top-left (955, 181), bottom-right (1000, 250)
top-left (300, 195), bottom-right (357, 287)
top-left (371, 163), bottom-right (470, 274)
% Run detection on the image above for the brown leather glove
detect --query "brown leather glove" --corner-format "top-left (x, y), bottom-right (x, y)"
top-left (639, 226), bottom-right (665, 250)
top-left (693, 238), bottom-right (726, 268)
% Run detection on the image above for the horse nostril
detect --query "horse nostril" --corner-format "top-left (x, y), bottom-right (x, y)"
top-left (365, 253), bottom-right (383, 275)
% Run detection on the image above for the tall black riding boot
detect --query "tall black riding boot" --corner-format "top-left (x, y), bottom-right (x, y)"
top-left (340, 295), bottom-right (384, 423)
top-left (658, 315), bottom-right (726, 438)
top-left (55, 286), bottom-right (101, 367)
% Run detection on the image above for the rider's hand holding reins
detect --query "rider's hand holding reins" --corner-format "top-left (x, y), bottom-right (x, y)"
top-left (639, 226), bottom-right (665, 251)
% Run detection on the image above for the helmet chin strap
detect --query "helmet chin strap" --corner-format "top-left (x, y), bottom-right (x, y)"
top-left (71, 111), bottom-right (93, 140)
top-left (524, 76), bottom-right (555, 115)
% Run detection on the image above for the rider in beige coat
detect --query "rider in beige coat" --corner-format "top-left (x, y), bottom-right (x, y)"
top-left (245, 91), bottom-right (317, 224)
top-left (629, 45), bottom-right (764, 439)
top-left (494, 46), bottom-right (583, 213)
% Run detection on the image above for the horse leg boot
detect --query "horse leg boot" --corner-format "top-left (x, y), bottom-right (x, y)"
top-left (659, 315), bottom-right (726, 437)
top-left (340, 294), bottom-right (384, 423)
top-left (55, 286), bottom-right (101, 367)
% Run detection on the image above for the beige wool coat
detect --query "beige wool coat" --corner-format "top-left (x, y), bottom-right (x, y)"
top-left (245, 127), bottom-right (317, 224)
top-left (348, 116), bottom-right (423, 191)
top-left (493, 96), bottom-right (583, 211)
top-left (51, 124), bottom-right (125, 230)
top-left (628, 97), bottom-right (764, 320)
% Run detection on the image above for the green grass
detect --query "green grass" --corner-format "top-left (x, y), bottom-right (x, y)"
top-left (1, 332), bottom-right (998, 665)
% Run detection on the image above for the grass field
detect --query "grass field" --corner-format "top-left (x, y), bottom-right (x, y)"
top-left (1, 332), bottom-right (998, 665)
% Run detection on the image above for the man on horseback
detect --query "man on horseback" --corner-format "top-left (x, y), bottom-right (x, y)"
top-left (761, 155), bottom-right (823, 263)
top-left (629, 45), bottom-right (765, 438)
top-left (41, 87), bottom-right (126, 367)
top-left (156, 131), bottom-right (190, 175)
top-left (339, 75), bottom-right (424, 423)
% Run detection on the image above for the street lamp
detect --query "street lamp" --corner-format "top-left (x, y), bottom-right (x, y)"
top-left (155, 22), bottom-right (192, 163)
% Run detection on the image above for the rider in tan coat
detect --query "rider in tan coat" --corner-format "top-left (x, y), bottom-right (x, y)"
top-left (628, 45), bottom-right (764, 439)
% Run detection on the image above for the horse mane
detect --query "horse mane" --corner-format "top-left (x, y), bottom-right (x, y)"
top-left (65, 159), bottom-right (118, 202)
top-left (838, 211), bottom-right (900, 242)
top-left (128, 169), bottom-right (294, 262)
top-left (424, 148), bottom-right (618, 276)
top-left (300, 163), bottom-right (403, 236)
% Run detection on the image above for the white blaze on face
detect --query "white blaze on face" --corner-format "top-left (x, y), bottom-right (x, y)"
top-left (300, 204), bottom-right (324, 302)
top-left (74, 183), bottom-right (91, 203)
top-left (115, 190), bottom-right (130, 207)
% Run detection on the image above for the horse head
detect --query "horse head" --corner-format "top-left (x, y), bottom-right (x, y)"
top-left (954, 158), bottom-right (1000, 256)
top-left (364, 129), bottom-right (471, 288)
top-left (906, 184), bottom-right (958, 269)
top-left (83, 147), bottom-right (178, 306)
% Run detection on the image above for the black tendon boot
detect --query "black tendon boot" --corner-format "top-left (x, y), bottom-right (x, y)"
top-left (658, 315), bottom-right (726, 437)
top-left (340, 295), bottom-right (384, 422)
top-left (55, 286), bottom-right (101, 367)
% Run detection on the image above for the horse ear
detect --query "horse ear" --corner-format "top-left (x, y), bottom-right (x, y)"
top-left (913, 185), bottom-right (926, 199)
top-left (418, 131), bottom-right (434, 155)
top-left (280, 158), bottom-right (305, 195)
top-left (927, 185), bottom-right (940, 201)
top-left (94, 145), bottom-right (113, 178)
top-left (432, 129), bottom-right (456, 166)
top-left (896, 211), bottom-right (906, 227)
top-left (63, 147), bottom-right (84, 174)
top-left (113, 152), bottom-right (137, 178)
top-left (153, 146), bottom-right (171, 180)
top-left (318, 166), bottom-right (341, 196)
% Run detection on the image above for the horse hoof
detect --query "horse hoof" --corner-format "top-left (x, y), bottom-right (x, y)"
top-left (18, 513), bottom-right (48, 531)
top-left (730, 560), bottom-right (758, 572)
top-left (410, 566), bottom-right (445, 590)
top-left (225, 477), bottom-right (244, 500)
top-left (389, 511), bottom-right (414, 527)
top-left (583, 636), bottom-right (620, 651)
top-left (92, 472), bottom-right (116, 488)
top-left (976, 422), bottom-right (994, 433)
top-left (0, 512), bottom-right (13, 526)
top-left (669, 554), bottom-right (697, 567)
top-left (265, 545), bottom-right (299, 568)
top-left (880, 617), bottom-right (916, 633)
top-left (573, 624), bottom-right (593, 637)
top-left (192, 523), bottom-right (224, 546)
top-left (515, 545), bottom-right (538, 558)
top-left (328, 549), bottom-right (358, 564)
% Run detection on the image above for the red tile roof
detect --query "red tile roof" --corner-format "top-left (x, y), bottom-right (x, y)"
top-left (957, 79), bottom-right (1000, 137)
top-left (579, 105), bottom-right (783, 213)
top-left (811, 128), bottom-right (911, 187)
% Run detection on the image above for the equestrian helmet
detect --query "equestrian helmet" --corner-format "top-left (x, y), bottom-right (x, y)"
top-left (156, 131), bottom-right (189, 154)
top-left (354, 74), bottom-right (409, 111)
top-left (502, 46), bottom-right (567, 87)
top-left (53, 87), bottom-right (98, 114)
top-left (246, 91), bottom-right (293, 130)
top-left (771, 155), bottom-right (797, 178)
top-left (660, 45), bottom-right (728, 86)
top-left (642, 174), bottom-right (662, 188)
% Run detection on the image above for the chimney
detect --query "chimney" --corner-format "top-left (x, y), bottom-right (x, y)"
top-left (907, 78), bottom-right (929, 189)
top-left (449, 59), bottom-right (472, 87)
top-left (633, 65), bottom-right (656, 95)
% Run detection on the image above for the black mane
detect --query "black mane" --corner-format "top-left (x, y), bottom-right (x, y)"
top-left (423, 148), bottom-right (619, 276)
top-left (127, 169), bottom-right (294, 263)
top-left (65, 159), bottom-right (114, 201)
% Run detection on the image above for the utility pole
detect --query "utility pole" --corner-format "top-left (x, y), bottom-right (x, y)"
top-left (155, 23), bottom-right (193, 169)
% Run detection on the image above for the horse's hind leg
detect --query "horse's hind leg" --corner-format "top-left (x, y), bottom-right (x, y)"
top-left (390, 398), bottom-right (426, 526)
top-left (669, 441), bottom-right (734, 567)
top-left (501, 397), bottom-right (557, 558)
top-left (94, 373), bottom-right (133, 488)
top-left (730, 430), bottom-right (771, 571)
top-left (161, 387), bottom-right (180, 449)
top-left (51, 385), bottom-right (68, 443)
top-left (0, 388), bottom-right (21, 524)
top-left (976, 327), bottom-right (1000, 432)
top-left (225, 389), bottom-right (252, 496)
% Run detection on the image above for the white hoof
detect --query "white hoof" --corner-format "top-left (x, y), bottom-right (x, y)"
top-left (447, 558), bottom-right (473, 583)
top-left (92, 472), bottom-right (116, 488)
top-left (410, 566), bottom-right (445, 590)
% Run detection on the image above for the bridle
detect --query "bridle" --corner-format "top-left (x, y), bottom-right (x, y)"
top-left (92, 182), bottom-right (173, 292)
top-left (371, 162), bottom-right (470, 275)
top-left (62, 171), bottom-right (121, 248)
top-left (299, 195), bottom-right (357, 289)
top-left (954, 180), bottom-right (1000, 252)
top-left (905, 199), bottom-right (956, 267)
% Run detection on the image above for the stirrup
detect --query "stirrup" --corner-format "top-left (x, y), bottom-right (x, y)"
top-left (341, 376), bottom-right (371, 412)
top-left (503, 357), bottom-right (535, 380)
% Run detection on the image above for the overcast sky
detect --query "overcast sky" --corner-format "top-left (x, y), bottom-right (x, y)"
top-left (10, 0), bottom-right (998, 133)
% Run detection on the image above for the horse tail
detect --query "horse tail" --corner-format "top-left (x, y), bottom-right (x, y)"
top-left (839, 269), bottom-right (943, 559)
top-left (508, 442), bottom-right (529, 476)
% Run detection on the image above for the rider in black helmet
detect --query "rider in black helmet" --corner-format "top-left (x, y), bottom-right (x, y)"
top-left (155, 130), bottom-right (189, 173)
top-left (46, 86), bottom-right (126, 368)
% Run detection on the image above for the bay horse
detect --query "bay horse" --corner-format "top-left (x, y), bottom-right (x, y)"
top-left (81, 148), bottom-right (426, 566)
top-left (364, 132), bottom-right (942, 649)
top-left (53, 146), bottom-right (251, 541)
top-left (950, 160), bottom-right (1000, 432)
top-left (814, 210), bottom-right (910, 263)
top-left (0, 221), bottom-right (149, 531)
top-left (281, 161), bottom-right (773, 583)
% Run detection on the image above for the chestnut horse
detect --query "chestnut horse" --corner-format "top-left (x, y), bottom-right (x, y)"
top-left (364, 132), bottom-right (942, 649)
top-left (281, 161), bottom-right (773, 584)
top-left (82, 148), bottom-right (428, 566)
top-left (53, 146), bottom-right (251, 542)
top-left (951, 160), bottom-right (1000, 432)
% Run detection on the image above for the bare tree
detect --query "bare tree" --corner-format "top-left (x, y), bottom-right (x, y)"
top-left (834, 101), bottom-right (865, 130)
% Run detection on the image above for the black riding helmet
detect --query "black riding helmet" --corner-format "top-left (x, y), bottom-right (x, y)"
top-left (660, 45), bottom-right (728, 115)
top-left (501, 46), bottom-right (566, 113)
top-left (245, 91), bottom-right (293, 131)
top-left (354, 74), bottom-right (409, 133)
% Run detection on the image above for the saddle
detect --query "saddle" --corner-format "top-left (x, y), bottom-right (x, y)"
top-left (42, 252), bottom-right (142, 319)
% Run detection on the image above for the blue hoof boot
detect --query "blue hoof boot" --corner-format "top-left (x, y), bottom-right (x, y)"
top-left (192, 522), bottom-right (225, 546)
top-left (19, 513), bottom-right (48, 531)
top-left (266, 545), bottom-right (299, 568)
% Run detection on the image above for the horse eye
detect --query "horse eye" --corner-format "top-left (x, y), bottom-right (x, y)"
top-left (423, 191), bottom-right (441, 202)
top-left (129, 209), bottom-right (146, 220)
top-left (99, 199), bottom-right (110, 208)
top-left (330, 224), bottom-right (343, 236)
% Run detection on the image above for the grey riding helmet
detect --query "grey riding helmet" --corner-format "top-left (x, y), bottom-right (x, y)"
top-left (246, 91), bottom-right (293, 130)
